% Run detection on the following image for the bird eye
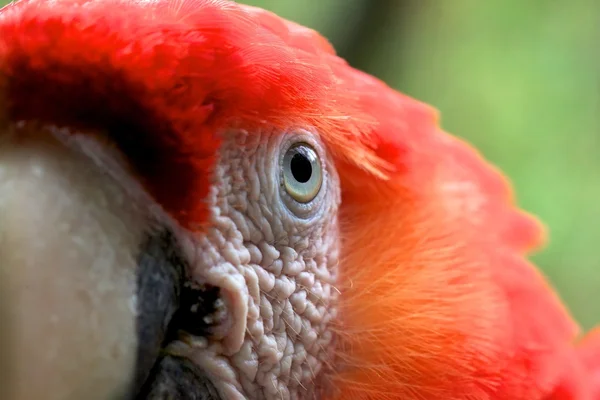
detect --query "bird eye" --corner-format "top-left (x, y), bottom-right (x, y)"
top-left (282, 143), bottom-right (323, 203)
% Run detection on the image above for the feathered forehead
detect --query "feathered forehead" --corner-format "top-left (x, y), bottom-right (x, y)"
top-left (0, 0), bottom-right (536, 246)
top-left (0, 0), bottom-right (401, 228)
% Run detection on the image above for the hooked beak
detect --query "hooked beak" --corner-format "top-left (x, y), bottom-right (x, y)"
top-left (0, 119), bottom-right (221, 400)
top-left (0, 0), bottom-right (230, 396)
top-left (0, 126), bottom-right (143, 399)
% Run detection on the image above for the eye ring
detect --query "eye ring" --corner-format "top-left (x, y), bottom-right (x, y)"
top-left (282, 143), bottom-right (323, 203)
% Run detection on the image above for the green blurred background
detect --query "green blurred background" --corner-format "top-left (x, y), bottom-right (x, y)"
top-left (0, 0), bottom-right (597, 329)
top-left (240, 0), bottom-right (600, 329)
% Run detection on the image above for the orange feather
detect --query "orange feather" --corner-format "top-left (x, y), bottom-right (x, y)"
top-left (0, 0), bottom-right (597, 398)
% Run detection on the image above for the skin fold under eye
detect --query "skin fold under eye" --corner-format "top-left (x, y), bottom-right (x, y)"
top-left (282, 143), bottom-right (323, 203)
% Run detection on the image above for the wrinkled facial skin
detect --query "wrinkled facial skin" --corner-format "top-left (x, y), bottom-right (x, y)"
top-left (0, 123), bottom-right (341, 399)
top-left (175, 128), bottom-right (341, 398)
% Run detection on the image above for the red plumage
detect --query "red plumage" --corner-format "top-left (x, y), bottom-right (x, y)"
top-left (0, 0), bottom-right (598, 398)
top-left (0, 0), bottom-right (371, 229)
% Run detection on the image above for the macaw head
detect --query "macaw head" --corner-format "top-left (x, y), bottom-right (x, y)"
top-left (1, 1), bottom-right (598, 400)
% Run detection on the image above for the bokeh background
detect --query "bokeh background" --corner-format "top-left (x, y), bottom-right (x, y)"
top-left (241, 0), bottom-right (600, 329)
top-left (0, 0), bottom-right (597, 329)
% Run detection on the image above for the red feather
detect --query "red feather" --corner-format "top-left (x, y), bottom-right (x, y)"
top-left (0, 0), bottom-right (597, 398)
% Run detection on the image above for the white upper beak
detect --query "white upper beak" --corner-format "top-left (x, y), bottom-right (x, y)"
top-left (0, 124), bottom-right (147, 400)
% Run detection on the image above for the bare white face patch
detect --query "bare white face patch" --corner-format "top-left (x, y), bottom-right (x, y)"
top-left (0, 117), bottom-right (342, 400)
top-left (167, 128), bottom-right (342, 400)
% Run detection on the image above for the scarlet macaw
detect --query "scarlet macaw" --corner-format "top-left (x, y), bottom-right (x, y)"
top-left (0, 0), bottom-right (598, 399)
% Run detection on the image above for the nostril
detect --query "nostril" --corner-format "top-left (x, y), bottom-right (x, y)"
top-left (170, 282), bottom-right (226, 340)
top-left (134, 228), bottom-right (227, 400)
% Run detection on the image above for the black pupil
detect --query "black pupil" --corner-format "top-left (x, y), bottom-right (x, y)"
top-left (290, 152), bottom-right (313, 183)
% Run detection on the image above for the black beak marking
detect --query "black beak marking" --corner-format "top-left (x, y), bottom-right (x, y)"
top-left (133, 228), bottom-right (221, 400)
top-left (133, 229), bottom-right (185, 396)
